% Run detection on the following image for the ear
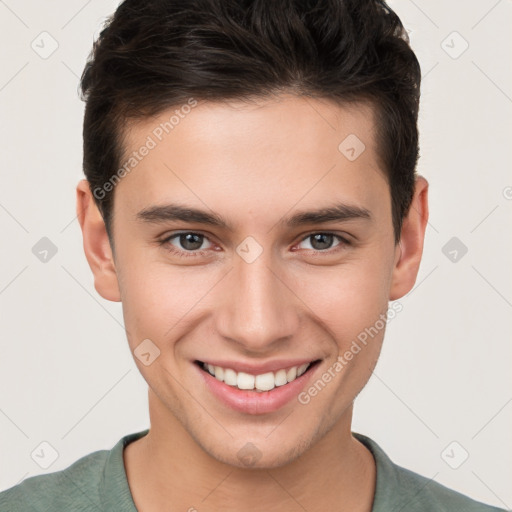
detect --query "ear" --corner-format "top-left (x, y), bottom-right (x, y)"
top-left (389, 176), bottom-right (429, 301)
top-left (76, 179), bottom-right (121, 302)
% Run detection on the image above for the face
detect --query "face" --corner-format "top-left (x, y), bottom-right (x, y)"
top-left (90, 95), bottom-right (406, 468)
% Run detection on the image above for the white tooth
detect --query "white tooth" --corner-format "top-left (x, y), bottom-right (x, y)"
top-left (255, 372), bottom-right (275, 391)
top-left (223, 368), bottom-right (237, 386)
top-left (237, 371), bottom-right (255, 390)
top-left (286, 366), bottom-right (297, 382)
top-left (207, 362), bottom-right (311, 389)
top-left (297, 363), bottom-right (310, 377)
top-left (214, 366), bottom-right (224, 381)
top-left (274, 369), bottom-right (288, 387)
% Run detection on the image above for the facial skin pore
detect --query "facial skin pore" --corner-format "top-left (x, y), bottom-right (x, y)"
top-left (77, 94), bottom-right (428, 511)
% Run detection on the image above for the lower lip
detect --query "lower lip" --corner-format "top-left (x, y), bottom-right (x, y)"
top-left (195, 361), bottom-right (320, 415)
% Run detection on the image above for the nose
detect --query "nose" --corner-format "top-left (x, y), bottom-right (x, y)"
top-left (214, 249), bottom-right (300, 353)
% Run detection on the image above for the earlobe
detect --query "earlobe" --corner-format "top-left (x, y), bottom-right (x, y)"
top-left (389, 176), bottom-right (429, 301)
top-left (76, 179), bottom-right (121, 302)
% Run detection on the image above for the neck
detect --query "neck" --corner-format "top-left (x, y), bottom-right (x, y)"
top-left (124, 392), bottom-right (376, 512)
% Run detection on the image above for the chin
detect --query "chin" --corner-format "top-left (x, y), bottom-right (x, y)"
top-left (198, 428), bottom-right (318, 470)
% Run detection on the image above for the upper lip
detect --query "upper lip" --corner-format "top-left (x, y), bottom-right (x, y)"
top-left (196, 358), bottom-right (319, 375)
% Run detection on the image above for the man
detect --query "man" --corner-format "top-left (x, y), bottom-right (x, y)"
top-left (0, 0), bottom-right (506, 510)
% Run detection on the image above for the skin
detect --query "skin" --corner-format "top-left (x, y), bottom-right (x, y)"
top-left (76, 94), bottom-right (428, 511)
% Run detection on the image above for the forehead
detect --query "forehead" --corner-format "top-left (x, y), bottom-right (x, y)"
top-left (115, 94), bottom-right (388, 225)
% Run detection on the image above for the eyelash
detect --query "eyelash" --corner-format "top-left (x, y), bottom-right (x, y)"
top-left (158, 231), bottom-right (351, 259)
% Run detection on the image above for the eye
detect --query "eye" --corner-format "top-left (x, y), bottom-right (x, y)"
top-left (296, 232), bottom-right (350, 252)
top-left (161, 232), bottom-right (214, 257)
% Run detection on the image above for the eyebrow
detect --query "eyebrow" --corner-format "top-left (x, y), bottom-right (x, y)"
top-left (135, 202), bottom-right (372, 230)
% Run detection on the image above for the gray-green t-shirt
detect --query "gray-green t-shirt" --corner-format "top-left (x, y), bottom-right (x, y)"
top-left (0, 429), bottom-right (506, 511)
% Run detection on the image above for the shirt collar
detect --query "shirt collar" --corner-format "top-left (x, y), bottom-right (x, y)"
top-left (100, 428), bottom-right (149, 511)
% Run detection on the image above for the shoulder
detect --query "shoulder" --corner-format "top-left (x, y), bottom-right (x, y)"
top-left (0, 448), bottom-right (109, 512)
top-left (0, 429), bottom-right (148, 512)
top-left (389, 460), bottom-right (506, 512)
top-left (353, 432), bottom-right (507, 512)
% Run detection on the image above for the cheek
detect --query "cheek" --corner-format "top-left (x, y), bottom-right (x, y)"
top-left (294, 256), bottom-right (392, 348)
top-left (117, 257), bottom-right (218, 351)
top-left (293, 258), bottom-right (392, 412)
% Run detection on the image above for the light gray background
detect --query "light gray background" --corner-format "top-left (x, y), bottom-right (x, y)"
top-left (0, 0), bottom-right (511, 508)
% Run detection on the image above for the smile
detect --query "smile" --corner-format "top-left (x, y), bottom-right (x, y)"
top-left (198, 361), bottom-right (315, 392)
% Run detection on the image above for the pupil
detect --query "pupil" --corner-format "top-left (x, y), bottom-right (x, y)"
top-left (312, 233), bottom-right (332, 250)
